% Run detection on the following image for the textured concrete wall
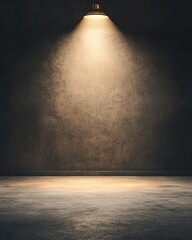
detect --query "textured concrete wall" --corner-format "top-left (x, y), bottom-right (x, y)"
top-left (1, 0), bottom-right (192, 172)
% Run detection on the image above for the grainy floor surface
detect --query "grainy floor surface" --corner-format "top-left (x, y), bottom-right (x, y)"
top-left (0, 176), bottom-right (192, 240)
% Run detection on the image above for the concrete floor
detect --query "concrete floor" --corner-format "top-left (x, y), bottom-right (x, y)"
top-left (0, 177), bottom-right (192, 240)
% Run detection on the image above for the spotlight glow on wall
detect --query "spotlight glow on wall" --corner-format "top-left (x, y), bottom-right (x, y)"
top-left (51, 7), bottom-right (144, 169)
top-left (46, 0), bottom-right (176, 171)
top-left (83, 3), bottom-right (109, 19)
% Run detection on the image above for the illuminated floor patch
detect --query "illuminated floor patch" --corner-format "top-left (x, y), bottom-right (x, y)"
top-left (0, 177), bottom-right (192, 240)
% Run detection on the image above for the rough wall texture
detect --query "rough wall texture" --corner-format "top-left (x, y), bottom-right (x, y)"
top-left (0, 0), bottom-right (192, 171)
